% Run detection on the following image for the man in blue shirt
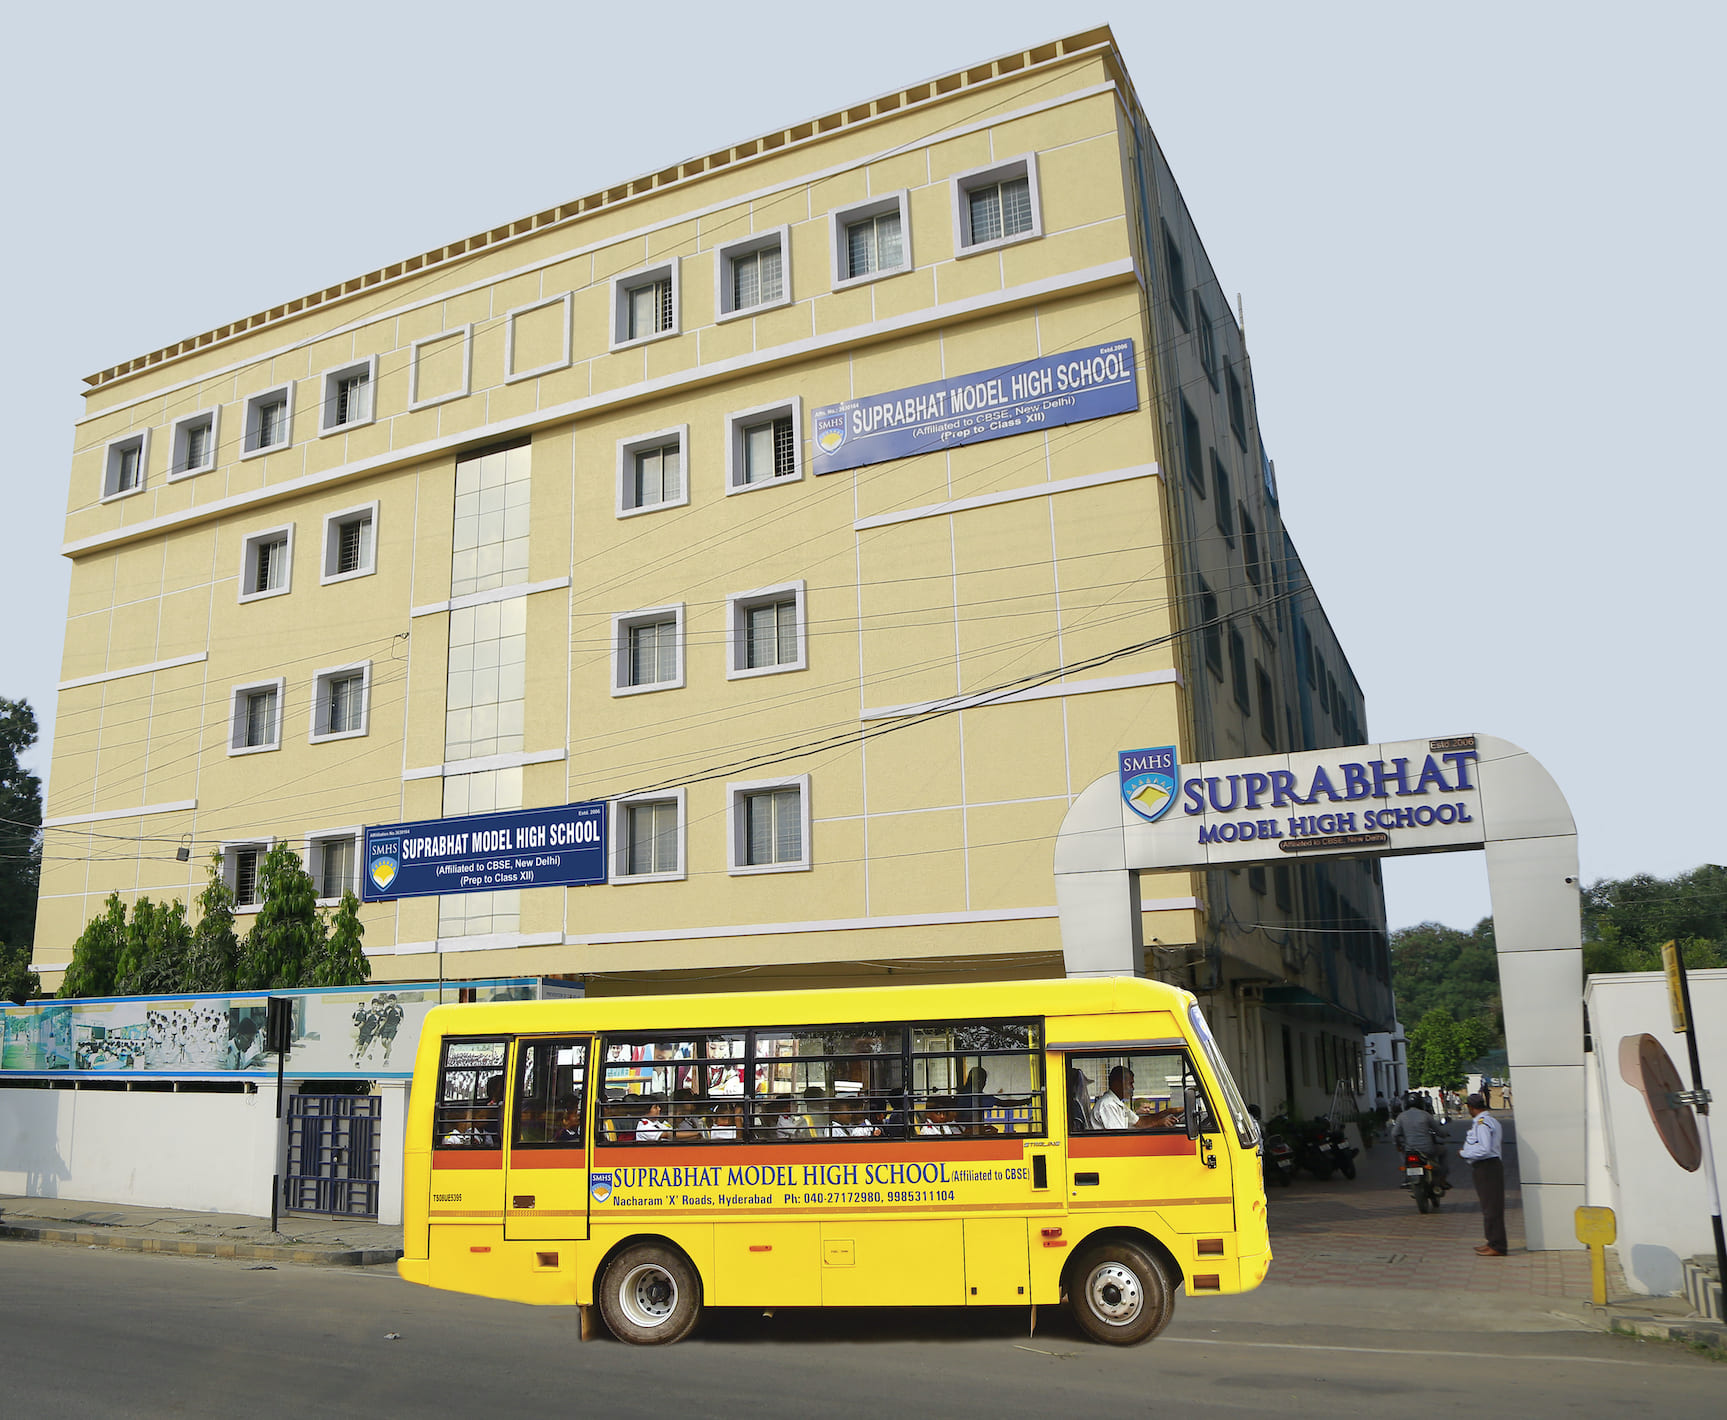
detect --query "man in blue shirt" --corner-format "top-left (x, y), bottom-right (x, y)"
top-left (1460, 1092), bottom-right (1507, 1255)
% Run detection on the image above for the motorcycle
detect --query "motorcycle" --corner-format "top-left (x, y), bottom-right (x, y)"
top-left (1262, 1132), bottom-right (1296, 1187)
top-left (1402, 1150), bottom-right (1446, 1212)
top-left (1294, 1122), bottom-right (1340, 1180)
top-left (1322, 1122), bottom-right (1359, 1181)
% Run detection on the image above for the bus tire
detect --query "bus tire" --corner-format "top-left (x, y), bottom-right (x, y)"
top-left (1069, 1240), bottom-right (1175, 1346)
top-left (598, 1244), bottom-right (702, 1345)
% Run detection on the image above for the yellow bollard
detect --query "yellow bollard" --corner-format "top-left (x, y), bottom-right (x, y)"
top-left (1574, 1205), bottom-right (1616, 1305)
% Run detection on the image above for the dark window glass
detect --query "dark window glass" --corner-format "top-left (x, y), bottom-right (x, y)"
top-left (1248, 865), bottom-right (1267, 896)
top-left (1273, 864), bottom-right (1293, 911)
top-left (1199, 582), bottom-right (1222, 677)
top-left (1212, 459), bottom-right (1234, 544)
top-left (1163, 226), bottom-right (1188, 329)
top-left (1242, 510), bottom-right (1261, 589)
top-left (434, 1038), bottom-right (509, 1149)
top-left (1181, 399), bottom-right (1203, 488)
top-left (1256, 665), bottom-right (1276, 746)
top-left (513, 1038), bottom-right (587, 1148)
top-left (1196, 297), bottom-right (1217, 385)
top-left (1230, 627), bottom-right (1250, 713)
top-left (1226, 366), bottom-right (1247, 446)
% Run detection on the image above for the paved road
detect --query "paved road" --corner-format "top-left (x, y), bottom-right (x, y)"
top-left (2, 1239), bottom-right (1715, 1418)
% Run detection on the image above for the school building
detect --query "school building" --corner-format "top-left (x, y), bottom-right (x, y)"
top-left (35, 26), bottom-right (1389, 1119)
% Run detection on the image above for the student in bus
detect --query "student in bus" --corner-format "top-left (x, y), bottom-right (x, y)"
top-left (918, 1097), bottom-right (963, 1135)
top-left (601, 1092), bottom-right (638, 1143)
top-left (634, 1095), bottom-right (670, 1142)
top-left (553, 1095), bottom-right (582, 1144)
top-left (706, 1102), bottom-right (742, 1140)
top-left (830, 1102), bottom-right (878, 1138)
top-left (669, 1087), bottom-right (704, 1140)
top-left (798, 1084), bottom-right (830, 1136)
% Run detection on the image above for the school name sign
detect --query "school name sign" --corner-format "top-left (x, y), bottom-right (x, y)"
top-left (1119, 735), bottom-right (1489, 869)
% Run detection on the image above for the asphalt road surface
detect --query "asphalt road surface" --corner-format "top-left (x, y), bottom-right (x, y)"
top-left (2, 1240), bottom-right (1716, 1418)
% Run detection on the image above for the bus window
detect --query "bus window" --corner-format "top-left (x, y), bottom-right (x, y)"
top-left (751, 1024), bottom-right (904, 1139)
top-left (433, 1038), bottom-right (509, 1149)
top-left (910, 1020), bottom-right (1044, 1137)
top-left (1066, 1052), bottom-right (1211, 1134)
top-left (599, 1033), bottom-right (746, 1143)
top-left (513, 1039), bottom-right (587, 1147)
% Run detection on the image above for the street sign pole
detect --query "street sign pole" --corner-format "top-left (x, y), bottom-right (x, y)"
top-left (1663, 942), bottom-right (1726, 1309)
top-left (265, 997), bottom-right (293, 1234)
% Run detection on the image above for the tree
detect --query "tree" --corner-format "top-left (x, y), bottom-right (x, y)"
top-left (58, 892), bottom-right (127, 998)
top-left (1406, 1006), bottom-right (1466, 1090)
top-left (306, 891), bottom-right (370, 988)
top-left (0, 697), bottom-right (43, 963)
top-left (184, 853), bottom-right (241, 993)
top-left (0, 942), bottom-right (37, 1004)
top-left (116, 897), bottom-right (193, 997)
top-left (237, 844), bottom-right (324, 990)
top-left (1456, 1015), bottom-right (1497, 1067)
top-left (1581, 865), bottom-right (1727, 975)
top-left (1390, 918), bottom-right (1503, 1045)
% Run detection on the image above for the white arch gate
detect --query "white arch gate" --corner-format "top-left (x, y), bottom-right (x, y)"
top-left (1053, 733), bottom-right (1583, 1251)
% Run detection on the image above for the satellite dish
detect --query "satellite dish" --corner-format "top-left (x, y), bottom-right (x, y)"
top-left (1617, 1033), bottom-right (1703, 1172)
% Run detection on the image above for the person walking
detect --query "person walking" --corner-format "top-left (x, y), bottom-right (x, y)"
top-left (1460, 1092), bottom-right (1507, 1255)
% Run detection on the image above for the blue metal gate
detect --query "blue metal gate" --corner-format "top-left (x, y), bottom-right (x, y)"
top-left (284, 1094), bottom-right (382, 1218)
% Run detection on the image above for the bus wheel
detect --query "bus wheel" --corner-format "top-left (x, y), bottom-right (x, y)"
top-left (1070, 1241), bottom-right (1175, 1346)
top-left (599, 1244), bottom-right (702, 1345)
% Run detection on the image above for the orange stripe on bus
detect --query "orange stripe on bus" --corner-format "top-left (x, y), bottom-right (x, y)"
top-left (591, 1140), bottom-right (1025, 1165)
top-left (1068, 1135), bottom-right (1194, 1158)
top-left (433, 1151), bottom-right (503, 1170)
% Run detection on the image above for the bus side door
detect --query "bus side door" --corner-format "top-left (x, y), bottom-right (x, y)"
top-left (504, 1036), bottom-right (591, 1242)
top-left (427, 1036), bottom-right (510, 1282)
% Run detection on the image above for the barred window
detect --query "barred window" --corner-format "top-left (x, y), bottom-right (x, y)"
top-left (434, 1038), bottom-right (509, 1150)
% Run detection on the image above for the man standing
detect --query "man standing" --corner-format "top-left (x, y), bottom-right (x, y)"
top-left (1460, 1092), bottom-right (1507, 1255)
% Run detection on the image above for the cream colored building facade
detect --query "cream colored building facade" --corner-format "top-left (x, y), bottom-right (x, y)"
top-left (36, 28), bottom-right (1387, 1117)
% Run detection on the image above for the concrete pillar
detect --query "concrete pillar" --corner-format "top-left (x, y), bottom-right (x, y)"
top-left (377, 1080), bottom-right (410, 1226)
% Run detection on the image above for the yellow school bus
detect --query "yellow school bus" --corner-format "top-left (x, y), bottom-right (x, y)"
top-left (397, 976), bottom-right (1269, 1344)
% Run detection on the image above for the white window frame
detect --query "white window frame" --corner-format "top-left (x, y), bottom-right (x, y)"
top-left (167, 407), bottom-right (221, 480)
top-left (407, 325), bottom-right (474, 410)
top-left (100, 428), bottom-right (150, 502)
top-left (317, 355), bottom-right (378, 436)
top-left (725, 579), bottom-right (806, 680)
top-left (714, 225), bottom-right (792, 321)
top-left (609, 260), bottom-right (681, 352)
top-left (228, 677), bottom-right (286, 756)
top-left (240, 384), bottom-right (296, 459)
top-left (308, 660), bottom-right (372, 743)
top-left (726, 773), bottom-right (811, 876)
top-left (829, 190), bottom-right (913, 290)
top-left (615, 424), bottom-right (690, 519)
top-left (320, 500), bottom-right (379, 585)
top-left (724, 396), bottom-right (803, 496)
top-left (608, 787), bottom-right (687, 884)
top-left (610, 604), bottom-right (685, 697)
top-left (949, 152), bottom-right (1044, 257)
top-left (221, 838), bottom-right (276, 913)
top-left (304, 827), bottom-right (363, 905)
top-left (238, 523), bottom-right (295, 604)
top-left (504, 291), bottom-right (574, 382)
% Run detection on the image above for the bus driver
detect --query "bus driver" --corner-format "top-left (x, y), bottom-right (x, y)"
top-left (1093, 1066), bottom-right (1180, 1130)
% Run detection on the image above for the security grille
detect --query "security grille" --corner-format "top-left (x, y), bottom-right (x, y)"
top-left (284, 1094), bottom-right (383, 1218)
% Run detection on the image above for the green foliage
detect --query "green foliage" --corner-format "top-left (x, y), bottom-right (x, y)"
top-left (305, 891), bottom-right (370, 988)
top-left (0, 697), bottom-right (43, 957)
top-left (236, 844), bottom-right (325, 990)
top-left (0, 940), bottom-right (38, 1004)
top-left (1456, 1014), bottom-right (1497, 1064)
top-left (1390, 917), bottom-right (1503, 1043)
top-left (58, 892), bottom-right (127, 998)
top-left (1406, 1006), bottom-right (1467, 1090)
top-left (184, 853), bottom-right (241, 993)
top-left (1581, 865), bottom-right (1727, 976)
top-left (116, 897), bottom-right (193, 997)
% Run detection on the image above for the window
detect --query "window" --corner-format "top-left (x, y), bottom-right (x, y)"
top-left (239, 525), bottom-right (294, 603)
top-left (1316, 658), bottom-right (1331, 712)
top-left (728, 775), bottom-right (810, 873)
top-left (1256, 664), bottom-right (1276, 746)
top-left (224, 842), bottom-right (270, 909)
top-left (1226, 366), bottom-right (1247, 447)
top-left (310, 662), bottom-right (370, 741)
top-left (1273, 863), bottom-right (1293, 911)
top-left (615, 426), bottom-right (688, 517)
top-left (321, 502), bottom-right (377, 584)
top-left (1198, 581), bottom-right (1223, 678)
top-left (101, 430), bottom-right (149, 501)
top-left (610, 262), bottom-right (680, 349)
top-left (514, 1039), bottom-right (588, 1148)
top-left (1228, 626), bottom-right (1250, 713)
top-left (1242, 509), bottom-right (1261, 589)
top-left (725, 398), bottom-right (802, 493)
top-left (597, 1017), bottom-right (1045, 1144)
top-left (1212, 460), bottom-right (1234, 545)
top-left (168, 408), bottom-right (220, 479)
top-left (1196, 296), bottom-right (1218, 385)
top-left (318, 357), bottom-right (376, 435)
top-left (829, 192), bottom-right (912, 286)
top-left (715, 228), bottom-right (790, 319)
top-left (1066, 1050), bottom-right (1212, 1135)
top-left (445, 598), bottom-right (528, 761)
top-left (727, 581), bottom-right (806, 678)
top-left (951, 154), bottom-right (1042, 254)
top-left (308, 832), bottom-right (360, 901)
top-left (611, 605), bottom-right (684, 695)
top-left (1248, 865), bottom-right (1267, 896)
top-left (1163, 224), bottom-right (1189, 329)
top-left (451, 443), bottom-right (531, 598)
top-left (229, 679), bottom-right (285, 754)
top-left (1180, 398), bottom-right (1203, 490)
top-left (433, 1038), bottom-right (509, 1150)
top-left (241, 385), bottom-right (294, 457)
top-left (611, 790), bottom-right (685, 882)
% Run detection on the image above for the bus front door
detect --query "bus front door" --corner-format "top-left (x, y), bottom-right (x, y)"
top-left (503, 1035), bottom-right (591, 1242)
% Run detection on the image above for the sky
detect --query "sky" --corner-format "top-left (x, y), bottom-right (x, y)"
top-left (1, 2), bottom-right (1720, 932)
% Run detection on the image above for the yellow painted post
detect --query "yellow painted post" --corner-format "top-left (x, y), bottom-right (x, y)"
top-left (1574, 1205), bottom-right (1616, 1305)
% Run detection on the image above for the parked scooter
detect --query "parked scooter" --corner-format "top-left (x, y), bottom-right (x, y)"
top-left (1294, 1120), bottom-right (1341, 1180)
top-left (1263, 1132), bottom-right (1296, 1186)
top-left (1402, 1150), bottom-right (1446, 1212)
top-left (1320, 1120), bottom-right (1359, 1181)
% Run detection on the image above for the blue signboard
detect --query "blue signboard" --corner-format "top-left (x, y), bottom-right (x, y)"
top-left (811, 339), bottom-right (1138, 475)
top-left (362, 801), bottom-right (606, 902)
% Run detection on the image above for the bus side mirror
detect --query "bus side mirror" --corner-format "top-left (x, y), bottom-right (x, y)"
top-left (1184, 1087), bottom-right (1201, 1140)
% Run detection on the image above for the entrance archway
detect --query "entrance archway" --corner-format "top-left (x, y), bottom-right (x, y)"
top-left (1053, 733), bottom-right (1582, 1250)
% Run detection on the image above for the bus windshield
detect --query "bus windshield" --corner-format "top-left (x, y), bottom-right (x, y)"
top-left (1188, 1004), bottom-right (1258, 1149)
